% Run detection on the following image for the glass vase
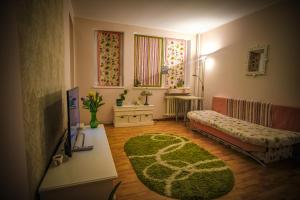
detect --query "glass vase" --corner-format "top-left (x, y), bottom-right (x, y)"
top-left (90, 111), bottom-right (99, 128)
top-left (116, 99), bottom-right (123, 106)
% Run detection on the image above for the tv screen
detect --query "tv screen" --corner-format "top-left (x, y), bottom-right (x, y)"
top-left (66, 87), bottom-right (80, 157)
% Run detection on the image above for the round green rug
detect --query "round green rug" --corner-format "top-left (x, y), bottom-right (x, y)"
top-left (124, 133), bottom-right (234, 200)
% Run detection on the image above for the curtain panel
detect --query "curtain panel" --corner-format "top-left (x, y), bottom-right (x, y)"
top-left (134, 35), bottom-right (163, 87)
top-left (165, 38), bottom-right (186, 88)
top-left (97, 31), bottom-right (122, 86)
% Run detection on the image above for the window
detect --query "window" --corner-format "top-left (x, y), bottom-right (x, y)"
top-left (97, 31), bottom-right (123, 86)
top-left (134, 35), bottom-right (163, 87)
top-left (165, 38), bottom-right (186, 88)
top-left (134, 35), bottom-right (186, 88)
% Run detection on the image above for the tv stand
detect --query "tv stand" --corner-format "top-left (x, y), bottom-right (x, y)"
top-left (39, 125), bottom-right (117, 200)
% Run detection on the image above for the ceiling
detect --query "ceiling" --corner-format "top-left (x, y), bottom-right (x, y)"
top-left (72, 0), bottom-right (279, 34)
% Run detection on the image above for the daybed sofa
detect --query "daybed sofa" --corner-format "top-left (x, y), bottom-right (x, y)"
top-left (187, 97), bottom-right (300, 165)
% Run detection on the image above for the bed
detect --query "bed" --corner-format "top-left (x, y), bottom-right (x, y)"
top-left (187, 97), bottom-right (300, 165)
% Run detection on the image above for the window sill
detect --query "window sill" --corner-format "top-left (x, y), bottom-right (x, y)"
top-left (133, 87), bottom-right (168, 90)
top-left (92, 85), bottom-right (125, 89)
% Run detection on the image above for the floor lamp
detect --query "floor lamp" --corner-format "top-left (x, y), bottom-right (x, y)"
top-left (192, 55), bottom-right (206, 110)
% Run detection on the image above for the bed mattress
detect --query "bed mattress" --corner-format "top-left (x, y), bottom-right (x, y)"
top-left (187, 110), bottom-right (300, 148)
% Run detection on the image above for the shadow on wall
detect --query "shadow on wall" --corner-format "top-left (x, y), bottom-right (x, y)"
top-left (41, 91), bottom-right (64, 168)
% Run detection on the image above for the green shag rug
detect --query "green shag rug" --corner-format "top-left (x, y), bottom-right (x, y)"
top-left (124, 133), bottom-right (234, 200)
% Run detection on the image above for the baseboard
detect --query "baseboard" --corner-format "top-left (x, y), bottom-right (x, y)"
top-left (154, 117), bottom-right (184, 121)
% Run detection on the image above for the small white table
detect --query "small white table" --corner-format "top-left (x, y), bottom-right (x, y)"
top-left (39, 125), bottom-right (118, 200)
top-left (175, 96), bottom-right (202, 125)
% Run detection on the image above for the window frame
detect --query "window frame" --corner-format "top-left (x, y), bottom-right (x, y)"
top-left (134, 34), bottom-right (188, 88)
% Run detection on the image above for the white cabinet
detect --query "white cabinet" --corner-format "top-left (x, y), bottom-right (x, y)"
top-left (39, 125), bottom-right (118, 200)
top-left (113, 105), bottom-right (154, 127)
top-left (141, 114), bottom-right (153, 122)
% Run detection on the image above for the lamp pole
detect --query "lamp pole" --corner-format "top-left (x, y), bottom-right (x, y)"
top-left (199, 57), bottom-right (206, 110)
top-left (192, 56), bottom-right (206, 110)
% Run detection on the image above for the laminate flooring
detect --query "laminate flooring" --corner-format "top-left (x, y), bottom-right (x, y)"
top-left (105, 121), bottom-right (300, 200)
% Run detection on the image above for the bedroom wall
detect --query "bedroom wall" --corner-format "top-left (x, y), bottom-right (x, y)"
top-left (200, 0), bottom-right (300, 109)
top-left (17, 0), bottom-right (65, 198)
top-left (64, 0), bottom-right (75, 90)
top-left (74, 18), bottom-right (196, 124)
top-left (0, 2), bottom-right (29, 199)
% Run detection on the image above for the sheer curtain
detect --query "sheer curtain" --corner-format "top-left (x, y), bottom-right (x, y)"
top-left (134, 35), bottom-right (163, 87)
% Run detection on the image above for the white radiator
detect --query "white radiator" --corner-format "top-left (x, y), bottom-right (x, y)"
top-left (164, 96), bottom-right (185, 117)
top-left (164, 96), bottom-right (202, 117)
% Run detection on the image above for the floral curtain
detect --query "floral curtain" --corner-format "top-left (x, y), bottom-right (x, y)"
top-left (165, 38), bottom-right (186, 88)
top-left (134, 35), bottom-right (163, 87)
top-left (97, 31), bottom-right (122, 86)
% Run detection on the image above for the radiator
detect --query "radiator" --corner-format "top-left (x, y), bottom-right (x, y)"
top-left (164, 96), bottom-right (185, 117)
top-left (227, 98), bottom-right (272, 127)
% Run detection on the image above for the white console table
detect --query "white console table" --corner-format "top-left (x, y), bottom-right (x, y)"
top-left (39, 125), bottom-right (118, 200)
top-left (113, 105), bottom-right (154, 127)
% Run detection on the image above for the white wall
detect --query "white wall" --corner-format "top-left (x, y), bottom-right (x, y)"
top-left (200, 0), bottom-right (300, 109)
top-left (74, 18), bottom-right (196, 124)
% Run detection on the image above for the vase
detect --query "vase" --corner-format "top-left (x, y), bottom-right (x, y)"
top-left (116, 99), bottom-right (123, 106)
top-left (90, 111), bottom-right (99, 128)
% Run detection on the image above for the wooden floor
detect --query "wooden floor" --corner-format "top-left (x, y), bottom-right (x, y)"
top-left (105, 121), bottom-right (300, 200)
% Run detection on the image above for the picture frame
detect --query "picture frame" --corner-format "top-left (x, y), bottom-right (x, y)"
top-left (246, 44), bottom-right (269, 76)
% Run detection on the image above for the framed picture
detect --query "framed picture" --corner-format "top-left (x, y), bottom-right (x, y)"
top-left (246, 44), bottom-right (268, 76)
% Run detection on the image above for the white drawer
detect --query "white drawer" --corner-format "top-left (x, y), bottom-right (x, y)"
top-left (129, 115), bottom-right (140, 123)
top-left (115, 111), bottom-right (135, 116)
top-left (115, 111), bottom-right (152, 116)
top-left (114, 116), bottom-right (129, 123)
top-left (141, 114), bottom-right (153, 122)
top-left (114, 105), bottom-right (154, 112)
top-left (135, 110), bottom-right (153, 115)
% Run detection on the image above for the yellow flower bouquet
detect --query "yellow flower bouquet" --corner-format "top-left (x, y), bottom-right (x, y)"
top-left (81, 91), bottom-right (105, 128)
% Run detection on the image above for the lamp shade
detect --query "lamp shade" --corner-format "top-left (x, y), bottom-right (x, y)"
top-left (141, 90), bottom-right (152, 96)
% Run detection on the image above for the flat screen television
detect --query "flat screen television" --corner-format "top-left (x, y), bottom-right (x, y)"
top-left (65, 87), bottom-right (80, 157)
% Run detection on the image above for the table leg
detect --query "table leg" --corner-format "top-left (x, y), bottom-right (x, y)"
top-left (201, 99), bottom-right (203, 110)
top-left (188, 100), bottom-right (192, 125)
top-left (184, 100), bottom-right (188, 126)
top-left (184, 100), bottom-right (192, 126)
top-left (175, 99), bottom-right (178, 122)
